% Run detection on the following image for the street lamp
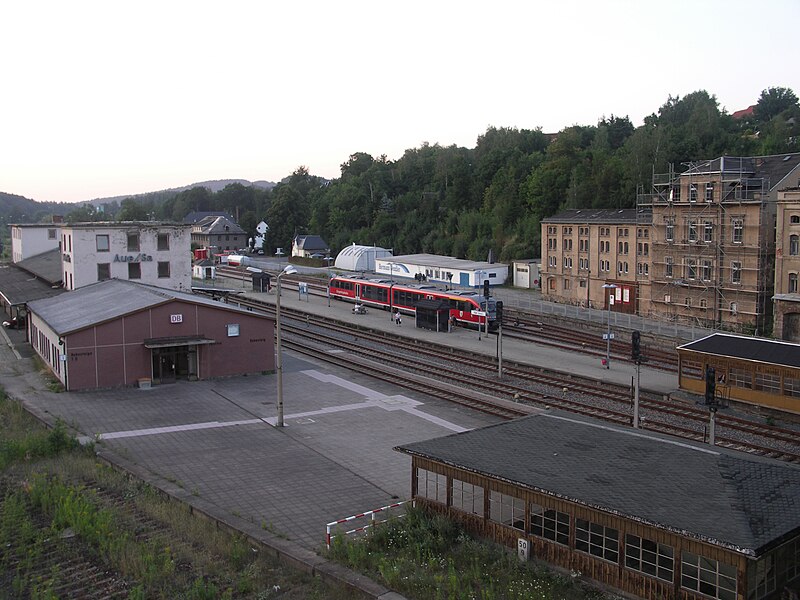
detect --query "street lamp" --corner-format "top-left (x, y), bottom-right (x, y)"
top-left (324, 255), bottom-right (334, 307)
top-left (475, 270), bottom-right (487, 341)
top-left (275, 264), bottom-right (297, 427)
top-left (602, 283), bottom-right (618, 369)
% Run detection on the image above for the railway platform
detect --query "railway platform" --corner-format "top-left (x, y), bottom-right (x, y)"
top-left (232, 282), bottom-right (682, 399)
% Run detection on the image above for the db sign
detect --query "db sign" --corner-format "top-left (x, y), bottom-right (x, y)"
top-left (170, 314), bottom-right (183, 324)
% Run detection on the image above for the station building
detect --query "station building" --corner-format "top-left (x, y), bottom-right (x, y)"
top-left (375, 254), bottom-right (508, 288)
top-left (773, 187), bottom-right (800, 342)
top-left (396, 412), bottom-right (800, 600)
top-left (60, 222), bottom-right (192, 291)
top-left (26, 279), bottom-right (273, 391)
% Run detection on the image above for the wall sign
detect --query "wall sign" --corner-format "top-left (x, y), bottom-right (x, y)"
top-left (113, 253), bottom-right (153, 263)
top-left (170, 314), bottom-right (183, 323)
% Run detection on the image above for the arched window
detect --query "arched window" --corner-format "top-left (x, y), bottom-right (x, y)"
top-left (791, 235), bottom-right (799, 256)
top-left (790, 273), bottom-right (799, 294)
top-left (791, 215), bottom-right (800, 224)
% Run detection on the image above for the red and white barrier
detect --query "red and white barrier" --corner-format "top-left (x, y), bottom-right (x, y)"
top-left (326, 500), bottom-right (411, 549)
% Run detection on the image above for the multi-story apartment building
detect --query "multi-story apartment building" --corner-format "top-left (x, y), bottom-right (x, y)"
top-left (638, 154), bottom-right (800, 335)
top-left (773, 187), bottom-right (800, 341)
top-left (540, 209), bottom-right (651, 314)
top-left (60, 222), bottom-right (192, 291)
top-left (190, 215), bottom-right (246, 253)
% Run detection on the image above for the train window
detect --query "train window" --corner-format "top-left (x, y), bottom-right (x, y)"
top-left (728, 367), bottom-right (752, 389)
top-left (783, 376), bottom-right (800, 398)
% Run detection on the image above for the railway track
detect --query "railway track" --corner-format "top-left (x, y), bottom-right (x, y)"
top-left (208, 288), bottom-right (800, 464)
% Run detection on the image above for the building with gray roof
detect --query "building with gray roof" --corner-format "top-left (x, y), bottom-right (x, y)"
top-left (26, 279), bottom-right (273, 391)
top-left (396, 411), bottom-right (800, 600)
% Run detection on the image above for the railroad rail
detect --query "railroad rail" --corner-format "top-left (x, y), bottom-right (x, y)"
top-left (203, 287), bottom-right (800, 464)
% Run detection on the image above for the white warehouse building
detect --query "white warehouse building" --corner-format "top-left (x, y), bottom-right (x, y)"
top-left (374, 254), bottom-right (508, 288)
top-left (334, 244), bottom-right (394, 272)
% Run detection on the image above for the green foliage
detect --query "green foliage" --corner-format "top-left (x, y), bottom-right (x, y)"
top-left (329, 506), bottom-right (608, 600)
top-left (5, 87), bottom-right (797, 264)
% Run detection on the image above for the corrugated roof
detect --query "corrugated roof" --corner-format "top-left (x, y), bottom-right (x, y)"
top-left (677, 333), bottom-right (800, 368)
top-left (396, 412), bottom-right (800, 556)
top-left (27, 279), bottom-right (266, 335)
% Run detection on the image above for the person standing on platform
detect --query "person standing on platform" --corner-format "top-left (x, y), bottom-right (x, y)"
top-left (395, 310), bottom-right (402, 326)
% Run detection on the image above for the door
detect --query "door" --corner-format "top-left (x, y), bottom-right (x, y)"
top-left (459, 273), bottom-right (469, 286)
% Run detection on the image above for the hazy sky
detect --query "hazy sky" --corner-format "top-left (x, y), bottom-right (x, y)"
top-left (3, 0), bottom-right (799, 204)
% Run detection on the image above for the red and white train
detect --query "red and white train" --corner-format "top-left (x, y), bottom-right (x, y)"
top-left (329, 275), bottom-right (497, 329)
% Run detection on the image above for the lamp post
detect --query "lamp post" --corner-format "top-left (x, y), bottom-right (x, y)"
top-left (602, 283), bottom-right (618, 369)
top-left (275, 264), bottom-right (297, 427)
top-left (324, 255), bottom-right (334, 307)
top-left (475, 270), bottom-right (487, 341)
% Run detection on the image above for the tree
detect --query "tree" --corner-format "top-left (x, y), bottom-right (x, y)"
top-left (754, 87), bottom-right (799, 123)
top-left (117, 198), bottom-right (151, 221)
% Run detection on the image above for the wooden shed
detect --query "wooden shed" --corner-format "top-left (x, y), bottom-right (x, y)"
top-left (677, 333), bottom-right (800, 415)
top-left (395, 412), bottom-right (800, 600)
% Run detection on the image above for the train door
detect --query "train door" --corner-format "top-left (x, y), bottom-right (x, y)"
top-left (355, 283), bottom-right (361, 302)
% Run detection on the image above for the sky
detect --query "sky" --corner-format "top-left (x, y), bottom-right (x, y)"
top-left (2, 0), bottom-right (799, 204)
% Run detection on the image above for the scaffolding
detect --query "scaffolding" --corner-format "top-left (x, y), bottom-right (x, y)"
top-left (637, 157), bottom-right (773, 334)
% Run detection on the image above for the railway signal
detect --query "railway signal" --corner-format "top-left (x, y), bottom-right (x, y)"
top-left (705, 367), bottom-right (716, 405)
top-left (631, 330), bottom-right (641, 362)
top-left (483, 279), bottom-right (490, 299)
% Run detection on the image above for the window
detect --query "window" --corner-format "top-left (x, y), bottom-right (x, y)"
top-left (729, 367), bottom-right (752, 389)
top-left (637, 263), bottom-right (649, 276)
top-left (705, 182), bottom-right (714, 202)
top-left (226, 324), bottom-right (240, 337)
top-left (489, 491), bottom-right (525, 530)
top-left (672, 185), bottom-right (681, 202)
top-left (785, 377), bottom-right (800, 398)
top-left (790, 273), bottom-right (798, 293)
top-left (563, 279), bottom-right (571, 290)
top-left (792, 215), bottom-right (800, 224)
top-left (732, 218), bottom-right (743, 244)
top-left (128, 262), bottom-right (141, 279)
top-left (730, 302), bottom-right (738, 316)
top-left (700, 298), bottom-right (708, 308)
top-left (690, 184), bottom-right (698, 202)
top-left (731, 261), bottom-right (742, 284)
top-left (688, 221), bottom-right (698, 242)
top-left (704, 221), bottom-right (713, 243)
top-left (747, 553), bottom-right (776, 600)
top-left (790, 235), bottom-right (799, 256)
top-left (97, 263), bottom-right (110, 281)
top-left (685, 297), bottom-right (692, 307)
top-left (665, 257), bottom-right (673, 278)
top-left (452, 479), bottom-right (484, 516)
top-left (625, 534), bottom-right (674, 582)
top-left (157, 233), bottom-right (170, 251)
top-left (755, 371), bottom-right (781, 394)
top-left (778, 539), bottom-right (800, 582)
top-left (575, 519), bottom-right (618, 563)
top-left (530, 504), bottom-right (569, 545)
top-left (96, 234), bottom-right (110, 252)
top-left (416, 468), bottom-right (447, 504)
top-left (665, 218), bottom-right (675, 242)
top-left (687, 259), bottom-right (697, 280)
top-left (127, 232), bottom-right (140, 251)
top-left (681, 551), bottom-right (737, 600)
top-left (48, 228), bottom-right (57, 240)
top-left (702, 260), bottom-right (713, 281)
top-left (157, 261), bottom-right (170, 278)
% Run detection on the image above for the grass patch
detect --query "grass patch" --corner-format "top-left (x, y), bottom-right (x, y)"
top-left (0, 387), bottom-right (352, 599)
top-left (328, 505), bottom-right (613, 600)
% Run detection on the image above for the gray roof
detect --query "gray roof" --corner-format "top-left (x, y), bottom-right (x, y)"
top-left (0, 262), bottom-right (66, 306)
top-left (193, 215), bottom-right (246, 235)
top-left (541, 208), bottom-right (649, 224)
top-left (683, 154), bottom-right (800, 192)
top-left (183, 211), bottom-right (236, 224)
top-left (396, 412), bottom-right (800, 556)
top-left (677, 333), bottom-right (800, 369)
top-left (27, 279), bottom-right (267, 335)
top-left (294, 235), bottom-right (329, 251)
top-left (15, 248), bottom-right (63, 285)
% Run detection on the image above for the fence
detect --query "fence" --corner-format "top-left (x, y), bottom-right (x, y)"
top-left (326, 500), bottom-right (411, 549)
